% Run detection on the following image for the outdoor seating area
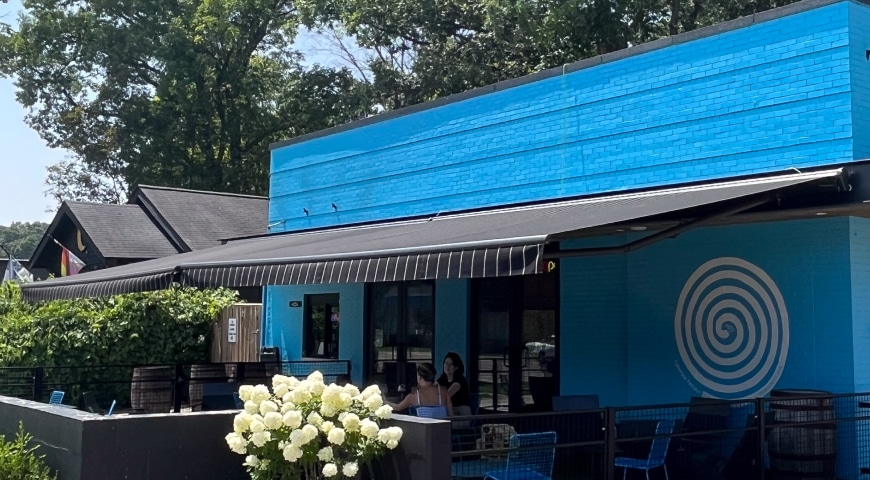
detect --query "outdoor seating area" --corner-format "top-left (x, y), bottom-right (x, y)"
top-left (446, 391), bottom-right (870, 480)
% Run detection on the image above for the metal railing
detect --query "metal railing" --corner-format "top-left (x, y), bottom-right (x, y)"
top-left (449, 392), bottom-right (870, 480)
top-left (0, 360), bottom-right (351, 414)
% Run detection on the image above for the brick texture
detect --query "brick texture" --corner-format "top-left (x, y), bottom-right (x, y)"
top-left (269, 1), bottom-right (862, 232)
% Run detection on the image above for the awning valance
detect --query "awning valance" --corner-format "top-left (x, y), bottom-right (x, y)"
top-left (21, 168), bottom-right (846, 301)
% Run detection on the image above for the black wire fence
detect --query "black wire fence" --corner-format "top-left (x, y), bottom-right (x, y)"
top-left (0, 360), bottom-right (351, 414)
top-left (450, 390), bottom-right (870, 480)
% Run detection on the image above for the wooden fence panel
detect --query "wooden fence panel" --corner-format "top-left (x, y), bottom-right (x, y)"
top-left (211, 303), bottom-right (262, 363)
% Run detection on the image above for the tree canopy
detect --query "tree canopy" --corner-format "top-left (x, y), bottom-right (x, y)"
top-left (0, 0), bottom-right (373, 199)
top-left (0, 222), bottom-right (48, 259)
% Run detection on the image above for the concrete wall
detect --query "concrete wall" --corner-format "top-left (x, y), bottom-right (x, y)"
top-left (269, 0), bottom-right (862, 232)
top-left (560, 216), bottom-right (854, 406)
top-left (0, 396), bottom-right (452, 480)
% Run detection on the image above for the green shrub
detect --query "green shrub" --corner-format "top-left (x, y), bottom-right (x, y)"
top-left (0, 423), bottom-right (57, 480)
top-left (0, 283), bottom-right (239, 403)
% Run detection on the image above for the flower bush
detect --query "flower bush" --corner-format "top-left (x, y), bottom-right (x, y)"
top-left (225, 371), bottom-right (402, 480)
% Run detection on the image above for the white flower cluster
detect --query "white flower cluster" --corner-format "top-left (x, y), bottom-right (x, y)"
top-left (225, 371), bottom-right (402, 479)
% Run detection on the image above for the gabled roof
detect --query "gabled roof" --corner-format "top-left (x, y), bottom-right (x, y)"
top-left (129, 186), bottom-right (268, 251)
top-left (65, 202), bottom-right (179, 258)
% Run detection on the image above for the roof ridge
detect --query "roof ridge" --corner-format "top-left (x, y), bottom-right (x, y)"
top-left (136, 185), bottom-right (268, 200)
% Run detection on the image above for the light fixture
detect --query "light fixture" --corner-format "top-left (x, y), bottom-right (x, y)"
top-left (630, 226), bottom-right (648, 231)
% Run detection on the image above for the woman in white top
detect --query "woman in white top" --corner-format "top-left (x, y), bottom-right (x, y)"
top-left (389, 362), bottom-right (454, 417)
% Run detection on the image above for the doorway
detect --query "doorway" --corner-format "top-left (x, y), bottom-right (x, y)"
top-left (366, 281), bottom-right (435, 396)
top-left (303, 294), bottom-right (340, 359)
top-left (472, 272), bottom-right (558, 413)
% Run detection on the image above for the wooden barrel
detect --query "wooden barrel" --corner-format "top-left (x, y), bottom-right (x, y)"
top-left (189, 364), bottom-right (229, 410)
top-left (769, 389), bottom-right (836, 480)
top-left (130, 366), bottom-right (173, 414)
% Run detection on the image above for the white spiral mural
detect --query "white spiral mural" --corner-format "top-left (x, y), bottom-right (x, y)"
top-left (674, 257), bottom-right (789, 399)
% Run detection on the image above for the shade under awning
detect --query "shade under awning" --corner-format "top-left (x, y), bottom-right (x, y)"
top-left (21, 168), bottom-right (846, 301)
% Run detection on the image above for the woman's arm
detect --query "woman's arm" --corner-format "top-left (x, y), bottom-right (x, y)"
top-left (387, 393), bottom-right (415, 412)
top-left (445, 387), bottom-right (455, 416)
top-left (447, 382), bottom-right (461, 397)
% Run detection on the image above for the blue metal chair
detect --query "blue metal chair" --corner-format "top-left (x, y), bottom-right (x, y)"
top-left (414, 405), bottom-right (449, 419)
top-left (614, 419), bottom-right (675, 480)
top-left (49, 390), bottom-right (64, 405)
top-left (484, 431), bottom-right (557, 480)
top-left (106, 400), bottom-right (116, 416)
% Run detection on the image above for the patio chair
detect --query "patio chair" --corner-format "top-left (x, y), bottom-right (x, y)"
top-left (49, 390), bottom-right (64, 405)
top-left (484, 431), bottom-right (557, 480)
top-left (106, 400), bottom-right (116, 416)
top-left (82, 391), bottom-right (101, 413)
top-left (614, 419), bottom-right (675, 480)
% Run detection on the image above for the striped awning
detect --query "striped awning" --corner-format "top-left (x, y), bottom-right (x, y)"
top-left (20, 168), bottom-right (847, 301)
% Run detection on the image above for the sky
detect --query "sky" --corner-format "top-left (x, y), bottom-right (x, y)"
top-left (0, 1), bottom-right (362, 227)
top-left (0, 0), bottom-right (68, 226)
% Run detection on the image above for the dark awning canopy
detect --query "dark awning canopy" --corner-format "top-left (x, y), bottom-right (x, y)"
top-left (21, 168), bottom-right (846, 301)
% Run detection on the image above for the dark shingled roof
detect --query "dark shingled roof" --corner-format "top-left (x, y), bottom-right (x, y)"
top-left (65, 202), bottom-right (180, 258)
top-left (134, 186), bottom-right (268, 251)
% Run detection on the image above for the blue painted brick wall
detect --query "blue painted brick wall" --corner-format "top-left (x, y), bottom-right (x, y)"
top-left (560, 217), bottom-right (854, 407)
top-left (270, 1), bottom-right (862, 232)
top-left (849, 2), bottom-right (870, 159)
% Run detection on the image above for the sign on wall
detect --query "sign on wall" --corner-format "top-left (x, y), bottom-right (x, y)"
top-left (674, 257), bottom-right (789, 399)
top-left (228, 317), bottom-right (237, 343)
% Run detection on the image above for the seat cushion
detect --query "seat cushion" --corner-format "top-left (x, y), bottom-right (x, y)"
top-left (484, 468), bottom-right (551, 480)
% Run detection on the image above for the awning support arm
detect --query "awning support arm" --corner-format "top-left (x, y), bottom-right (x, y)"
top-left (544, 194), bottom-right (773, 259)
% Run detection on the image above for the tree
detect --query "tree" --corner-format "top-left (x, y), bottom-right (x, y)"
top-left (0, 222), bottom-right (48, 260)
top-left (0, 0), bottom-right (374, 199)
top-left (298, 0), bottom-right (798, 110)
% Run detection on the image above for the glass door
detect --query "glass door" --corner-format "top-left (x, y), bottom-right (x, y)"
top-left (367, 281), bottom-right (435, 396)
top-left (472, 273), bottom-right (558, 413)
top-left (303, 294), bottom-right (340, 359)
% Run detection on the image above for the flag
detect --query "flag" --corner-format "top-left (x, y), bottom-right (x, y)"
top-left (3, 257), bottom-right (33, 283)
top-left (60, 245), bottom-right (85, 276)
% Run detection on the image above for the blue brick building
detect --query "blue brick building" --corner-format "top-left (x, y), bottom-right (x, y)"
top-left (259, 0), bottom-right (870, 410)
top-left (20, 0), bottom-right (870, 477)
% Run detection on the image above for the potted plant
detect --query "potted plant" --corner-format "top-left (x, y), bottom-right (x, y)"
top-left (225, 371), bottom-right (402, 479)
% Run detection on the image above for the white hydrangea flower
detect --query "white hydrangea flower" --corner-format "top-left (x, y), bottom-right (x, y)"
top-left (320, 421), bottom-right (335, 433)
top-left (322, 463), bottom-right (338, 477)
top-left (274, 384), bottom-right (289, 398)
top-left (307, 371), bottom-right (324, 384)
top-left (282, 410), bottom-right (302, 429)
top-left (225, 432), bottom-right (247, 454)
top-left (251, 385), bottom-right (271, 404)
top-left (243, 455), bottom-right (260, 468)
top-left (343, 462), bottom-right (359, 477)
top-left (282, 444), bottom-right (303, 462)
top-left (249, 420), bottom-right (266, 433)
top-left (272, 374), bottom-right (291, 387)
top-left (317, 446), bottom-right (334, 462)
top-left (386, 439), bottom-right (399, 449)
top-left (341, 413), bottom-right (361, 432)
top-left (244, 400), bottom-right (259, 415)
top-left (259, 400), bottom-right (279, 416)
top-left (263, 411), bottom-right (283, 430)
top-left (343, 383), bottom-right (360, 396)
top-left (327, 427), bottom-right (346, 446)
top-left (336, 392), bottom-right (353, 409)
top-left (289, 429), bottom-right (309, 447)
top-left (310, 381), bottom-right (326, 396)
top-left (251, 431), bottom-right (271, 447)
top-left (375, 405), bottom-right (393, 420)
top-left (377, 426), bottom-right (403, 444)
top-left (233, 412), bottom-right (254, 433)
top-left (291, 387), bottom-right (312, 404)
top-left (360, 418), bottom-right (379, 439)
top-left (320, 403), bottom-right (337, 417)
top-left (302, 424), bottom-right (319, 442)
top-left (281, 399), bottom-right (296, 413)
top-left (361, 384), bottom-right (381, 399)
top-left (238, 385), bottom-right (254, 402)
top-left (307, 411), bottom-right (323, 426)
top-left (364, 394), bottom-right (383, 411)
